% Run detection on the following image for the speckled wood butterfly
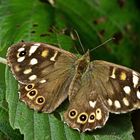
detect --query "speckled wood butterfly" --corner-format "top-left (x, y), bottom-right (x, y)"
top-left (7, 42), bottom-right (140, 132)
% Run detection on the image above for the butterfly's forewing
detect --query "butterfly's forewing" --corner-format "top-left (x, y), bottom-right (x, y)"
top-left (7, 42), bottom-right (76, 83)
top-left (7, 42), bottom-right (77, 112)
top-left (92, 60), bottom-right (140, 113)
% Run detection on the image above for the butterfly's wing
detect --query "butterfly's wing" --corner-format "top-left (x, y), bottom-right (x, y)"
top-left (7, 42), bottom-right (77, 113)
top-left (64, 70), bottom-right (109, 132)
top-left (91, 60), bottom-right (140, 113)
top-left (64, 60), bottom-right (140, 132)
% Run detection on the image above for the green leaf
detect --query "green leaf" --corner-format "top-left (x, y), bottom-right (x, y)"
top-left (0, 104), bottom-right (23, 140)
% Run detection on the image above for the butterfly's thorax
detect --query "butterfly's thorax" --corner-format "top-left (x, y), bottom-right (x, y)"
top-left (68, 51), bottom-right (90, 100)
top-left (75, 51), bottom-right (90, 74)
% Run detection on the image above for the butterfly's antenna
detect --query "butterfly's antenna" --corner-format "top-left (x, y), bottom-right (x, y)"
top-left (90, 37), bottom-right (115, 53)
top-left (73, 29), bottom-right (85, 53)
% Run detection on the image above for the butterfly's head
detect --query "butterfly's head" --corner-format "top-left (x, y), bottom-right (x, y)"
top-left (80, 50), bottom-right (90, 62)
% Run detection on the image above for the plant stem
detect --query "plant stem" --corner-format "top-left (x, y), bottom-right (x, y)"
top-left (0, 57), bottom-right (7, 65)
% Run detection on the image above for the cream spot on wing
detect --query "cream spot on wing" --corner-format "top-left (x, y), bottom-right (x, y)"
top-left (18, 47), bottom-right (25, 52)
top-left (41, 50), bottom-right (49, 58)
top-left (107, 98), bottom-right (113, 106)
top-left (73, 127), bottom-right (80, 132)
top-left (132, 71), bottom-right (139, 88)
top-left (120, 72), bottom-right (127, 81)
top-left (30, 58), bottom-right (38, 65)
top-left (29, 43), bottom-right (40, 56)
top-left (14, 65), bottom-right (20, 72)
top-left (84, 128), bottom-right (92, 132)
top-left (114, 100), bottom-right (121, 108)
top-left (123, 97), bottom-right (129, 106)
top-left (136, 91), bottom-right (140, 99)
top-left (29, 75), bottom-right (37, 81)
top-left (123, 86), bottom-right (131, 95)
top-left (89, 101), bottom-right (96, 108)
top-left (39, 79), bottom-right (46, 83)
top-left (17, 56), bottom-right (25, 62)
top-left (133, 71), bottom-right (138, 76)
top-left (95, 108), bottom-right (102, 120)
top-left (50, 51), bottom-right (58, 61)
top-left (34, 43), bottom-right (41, 46)
top-left (110, 67), bottom-right (116, 79)
top-left (23, 68), bottom-right (32, 74)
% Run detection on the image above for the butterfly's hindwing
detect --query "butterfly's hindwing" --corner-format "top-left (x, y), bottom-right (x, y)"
top-left (19, 72), bottom-right (73, 113)
top-left (64, 70), bottom-right (109, 132)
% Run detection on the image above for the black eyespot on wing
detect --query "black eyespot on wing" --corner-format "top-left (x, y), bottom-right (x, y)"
top-left (29, 90), bottom-right (36, 96)
top-left (69, 109), bottom-right (78, 119)
top-left (19, 51), bottom-right (26, 57)
top-left (27, 84), bottom-right (33, 89)
top-left (90, 114), bottom-right (95, 120)
top-left (38, 97), bottom-right (44, 103)
top-left (79, 114), bottom-right (87, 122)
top-left (70, 110), bottom-right (76, 117)
top-left (36, 96), bottom-right (45, 104)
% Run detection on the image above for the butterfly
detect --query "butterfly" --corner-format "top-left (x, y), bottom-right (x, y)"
top-left (7, 42), bottom-right (140, 132)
